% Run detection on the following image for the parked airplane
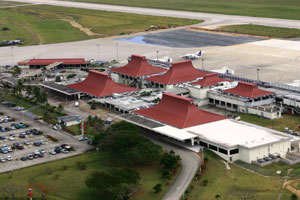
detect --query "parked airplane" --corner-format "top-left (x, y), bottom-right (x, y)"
top-left (180, 50), bottom-right (203, 60)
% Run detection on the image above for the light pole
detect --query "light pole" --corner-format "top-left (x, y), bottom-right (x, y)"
top-left (116, 43), bottom-right (119, 62)
top-left (10, 46), bottom-right (15, 66)
top-left (96, 44), bottom-right (100, 61)
top-left (156, 50), bottom-right (159, 60)
top-left (201, 58), bottom-right (204, 70)
top-left (257, 68), bottom-right (260, 82)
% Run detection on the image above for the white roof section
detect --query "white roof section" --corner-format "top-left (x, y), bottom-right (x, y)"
top-left (153, 125), bottom-right (198, 141)
top-left (184, 119), bottom-right (289, 148)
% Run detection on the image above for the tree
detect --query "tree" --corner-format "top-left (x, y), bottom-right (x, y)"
top-left (202, 179), bottom-right (208, 186)
top-left (160, 150), bottom-right (181, 171)
top-left (55, 76), bottom-right (61, 82)
top-left (153, 184), bottom-right (162, 194)
top-left (233, 188), bottom-right (257, 200)
top-left (86, 167), bottom-right (140, 200)
top-left (28, 183), bottom-right (55, 200)
top-left (215, 194), bottom-right (221, 199)
top-left (100, 129), bottom-right (162, 165)
top-left (57, 103), bottom-right (64, 112)
top-left (12, 66), bottom-right (21, 76)
top-left (0, 184), bottom-right (25, 200)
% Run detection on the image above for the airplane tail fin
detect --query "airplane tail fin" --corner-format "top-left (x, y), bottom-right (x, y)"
top-left (197, 50), bottom-right (202, 56)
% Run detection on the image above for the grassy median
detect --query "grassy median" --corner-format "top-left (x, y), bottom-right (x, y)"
top-left (0, 4), bottom-right (201, 45)
top-left (186, 151), bottom-right (292, 200)
top-left (217, 24), bottom-right (300, 38)
top-left (64, 0), bottom-right (300, 20)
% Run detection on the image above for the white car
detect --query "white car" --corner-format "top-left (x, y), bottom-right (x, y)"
top-left (0, 158), bottom-right (6, 163)
top-left (8, 136), bottom-right (14, 141)
top-left (6, 156), bottom-right (12, 161)
top-left (7, 147), bottom-right (12, 152)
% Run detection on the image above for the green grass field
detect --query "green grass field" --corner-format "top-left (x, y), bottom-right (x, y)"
top-left (64, 0), bottom-right (300, 20)
top-left (237, 113), bottom-right (300, 132)
top-left (0, 4), bottom-right (201, 45)
top-left (0, 152), bottom-right (173, 199)
top-left (187, 151), bottom-right (292, 200)
top-left (218, 24), bottom-right (300, 38)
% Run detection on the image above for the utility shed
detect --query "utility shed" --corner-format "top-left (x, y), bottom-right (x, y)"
top-left (58, 115), bottom-right (81, 127)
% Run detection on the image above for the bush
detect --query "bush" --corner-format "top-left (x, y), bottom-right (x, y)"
top-left (202, 179), bottom-right (208, 186)
top-left (76, 161), bottom-right (86, 170)
top-left (46, 135), bottom-right (59, 142)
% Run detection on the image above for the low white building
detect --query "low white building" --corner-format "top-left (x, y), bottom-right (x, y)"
top-left (58, 115), bottom-right (81, 127)
top-left (185, 119), bottom-right (292, 163)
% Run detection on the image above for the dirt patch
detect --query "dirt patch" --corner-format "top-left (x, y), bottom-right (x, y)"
top-left (284, 178), bottom-right (300, 198)
top-left (61, 19), bottom-right (102, 36)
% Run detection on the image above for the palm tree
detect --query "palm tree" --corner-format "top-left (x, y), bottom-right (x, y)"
top-left (57, 103), bottom-right (64, 112)
top-left (25, 85), bottom-right (33, 98)
top-left (215, 194), bottom-right (221, 200)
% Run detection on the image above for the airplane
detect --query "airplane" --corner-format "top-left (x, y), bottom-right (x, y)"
top-left (180, 50), bottom-right (203, 60)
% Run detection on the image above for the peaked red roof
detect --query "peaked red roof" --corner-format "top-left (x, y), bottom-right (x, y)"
top-left (134, 93), bottom-right (226, 128)
top-left (18, 58), bottom-right (89, 66)
top-left (147, 60), bottom-right (209, 85)
top-left (67, 70), bottom-right (137, 97)
top-left (110, 55), bottom-right (167, 77)
top-left (223, 82), bottom-right (274, 98)
top-left (191, 73), bottom-right (231, 87)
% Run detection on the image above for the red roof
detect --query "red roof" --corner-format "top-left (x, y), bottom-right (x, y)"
top-left (223, 82), bottom-right (274, 98)
top-left (134, 93), bottom-right (226, 128)
top-left (191, 73), bottom-right (231, 87)
top-left (110, 55), bottom-right (167, 77)
top-left (147, 60), bottom-right (209, 85)
top-left (18, 58), bottom-right (89, 66)
top-left (67, 70), bottom-right (137, 97)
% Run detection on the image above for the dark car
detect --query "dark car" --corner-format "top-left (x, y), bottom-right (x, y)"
top-left (54, 146), bottom-right (62, 153)
top-left (20, 156), bottom-right (27, 161)
top-left (19, 134), bottom-right (25, 138)
top-left (38, 153), bottom-right (44, 158)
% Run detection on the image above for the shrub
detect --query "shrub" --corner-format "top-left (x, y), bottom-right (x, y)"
top-left (202, 179), bottom-right (208, 186)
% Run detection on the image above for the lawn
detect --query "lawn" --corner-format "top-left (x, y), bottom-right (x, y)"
top-left (0, 152), bottom-right (173, 199)
top-left (218, 24), bottom-right (300, 38)
top-left (0, 4), bottom-right (201, 45)
top-left (64, 0), bottom-right (300, 20)
top-left (187, 151), bottom-right (284, 200)
top-left (1, 93), bottom-right (35, 109)
top-left (237, 113), bottom-right (300, 133)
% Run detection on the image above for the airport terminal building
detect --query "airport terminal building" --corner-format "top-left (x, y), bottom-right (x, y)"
top-left (121, 93), bottom-right (297, 164)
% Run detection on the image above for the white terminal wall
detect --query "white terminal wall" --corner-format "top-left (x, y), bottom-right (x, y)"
top-left (184, 119), bottom-right (291, 163)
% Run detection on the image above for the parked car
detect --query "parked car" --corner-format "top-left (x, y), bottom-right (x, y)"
top-left (24, 141), bottom-right (30, 145)
top-left (39, 149), bottom-right (45, 154)
top-left (27, 154), bottom-right (34, 160)
top-left (6, 156), bottom-right (12, 161)
top-left (0, 158), bottom-right (6, 163)
top-left (49, 150), bottom-right (56, 155)
top-left (20, 156), bottom-right (27, 161)
top-left (78, 137), bottom-right (88, 141)
top-left (61, 149), bottom-right (69, 154)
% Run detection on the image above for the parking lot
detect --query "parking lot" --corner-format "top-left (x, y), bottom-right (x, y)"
top-left (0, 104), bottom-right (93, 173)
